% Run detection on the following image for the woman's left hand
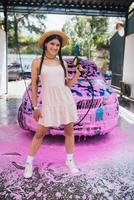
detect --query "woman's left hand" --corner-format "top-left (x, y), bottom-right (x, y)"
top-left (76, 64), bottom-right (85, 76)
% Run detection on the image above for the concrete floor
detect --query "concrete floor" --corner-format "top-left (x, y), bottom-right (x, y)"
top-left (0, 81), bottom-right (134, 200)
top-left (119, 97), bottom-right (134, 113)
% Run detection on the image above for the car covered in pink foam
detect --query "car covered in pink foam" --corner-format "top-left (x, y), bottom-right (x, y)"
top-left (18, 58), bottom-right (119, 136)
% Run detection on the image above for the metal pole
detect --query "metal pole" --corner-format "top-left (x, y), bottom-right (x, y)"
top-left (122, 10), bottom-right (128, 71)
top-left (124, 11), bottom-right (128, 37)
top-left (121, 10), bottom-right (128, 91)
top-left (3, 4), bottom-right (8, 94)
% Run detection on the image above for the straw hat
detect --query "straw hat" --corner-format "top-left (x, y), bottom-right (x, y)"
top-left (115, 21), bottom-right (124, 30)
top-left (38, 30), bottom-right (68, 48)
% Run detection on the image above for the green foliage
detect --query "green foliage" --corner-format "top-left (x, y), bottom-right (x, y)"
top-left (7, 13), bottom-right (47, 50)
top-left (8, 14), bottom-right (110, 55)
top-left (20, 44), bottom-right (41, 54)
top-left (62, 16), bottom-right (109, 58)
top-left (19, 36), bottom-right (36, 45)
top-left (62, 40), bottom-right (76, 56)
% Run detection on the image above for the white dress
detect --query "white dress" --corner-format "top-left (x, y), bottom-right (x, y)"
top-left (38, 64), bottom-right (78, 127)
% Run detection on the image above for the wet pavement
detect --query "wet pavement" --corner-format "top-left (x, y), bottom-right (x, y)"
top-left (0, 81), bottom-right (134, 200)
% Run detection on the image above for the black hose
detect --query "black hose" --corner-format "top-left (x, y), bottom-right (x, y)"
top-left (74, 77), bottom-right (94, 126)
top-left (72, 56), bottom-right (94, 126)
top-left (13, 13), bottom-right (33, 109)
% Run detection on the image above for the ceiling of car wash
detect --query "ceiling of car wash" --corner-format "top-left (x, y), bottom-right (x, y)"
top-left (0, 0), bottom-right (133, 17)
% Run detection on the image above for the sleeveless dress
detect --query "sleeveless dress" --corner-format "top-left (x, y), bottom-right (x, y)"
top-left (38, 64), bottom-right (78, 127)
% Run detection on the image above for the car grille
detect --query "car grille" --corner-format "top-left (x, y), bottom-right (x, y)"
top-left (77, 98), bottom-right (101, 110)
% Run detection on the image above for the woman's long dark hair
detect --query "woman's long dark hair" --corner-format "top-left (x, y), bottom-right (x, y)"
top-left (38, 34), bottom-right (67, 84)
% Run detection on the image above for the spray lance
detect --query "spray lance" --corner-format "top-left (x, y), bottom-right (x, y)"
top-left (73, 44), bottom-right (85, 76)
top-left (73, 56), bottom-right (85, 76)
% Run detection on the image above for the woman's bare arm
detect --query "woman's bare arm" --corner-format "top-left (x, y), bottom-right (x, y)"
top-left (64, 61), bottom-right (81, 88)
top-left (31, 59), bottom-right (40, 108)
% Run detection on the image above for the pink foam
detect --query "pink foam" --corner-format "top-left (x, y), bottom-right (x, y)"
top-left (0, 124), bottom-right (128, 172)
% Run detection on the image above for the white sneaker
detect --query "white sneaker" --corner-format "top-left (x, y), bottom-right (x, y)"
top-left (66, 160), bottom-right (79, 174)
top-left (23, 163), bottom-right (33, 178)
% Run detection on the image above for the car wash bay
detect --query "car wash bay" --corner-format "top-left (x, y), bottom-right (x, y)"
top-left (0, 0), bottom-right (134, 199)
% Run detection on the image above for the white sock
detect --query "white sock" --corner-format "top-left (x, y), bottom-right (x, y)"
top-left (66, 153), bottom-right (73, 162)
top-left (26, 155), bottom-right (34, 165)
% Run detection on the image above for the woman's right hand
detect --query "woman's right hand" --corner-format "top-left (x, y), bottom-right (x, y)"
top-left (33, 109), bottom-right (42, 121)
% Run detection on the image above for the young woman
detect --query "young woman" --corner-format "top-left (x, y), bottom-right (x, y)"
top-left (24, 30), bottom-right (84, 178)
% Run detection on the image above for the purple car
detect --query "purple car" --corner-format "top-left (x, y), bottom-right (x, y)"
top-left (18, 58), bottom-right (119, 136)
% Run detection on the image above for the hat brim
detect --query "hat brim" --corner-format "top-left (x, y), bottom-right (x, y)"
top-left (38, 30), bottom-right (68, 48)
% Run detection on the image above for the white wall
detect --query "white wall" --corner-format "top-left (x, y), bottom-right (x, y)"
top-left (123, 33), bottom-right (134, 97)
top-left (0, 29), bottom-right (7, 95)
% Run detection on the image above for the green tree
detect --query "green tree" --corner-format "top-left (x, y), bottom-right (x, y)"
top-left (62, 16), bottom-right (109, 58)
top-left (7, 13), bottom-right (47, 50)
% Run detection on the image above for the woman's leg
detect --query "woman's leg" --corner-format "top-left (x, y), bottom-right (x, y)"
top-left (64, 122), bottom-right (79, 174)
top-left (28, 124), bottom-right (48, 156)
top-left (24, 124), bottom-right (48, 178)
top-left (64, 122), bottom-right (74, 154)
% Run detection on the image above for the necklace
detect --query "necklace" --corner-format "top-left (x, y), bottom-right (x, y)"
top-left (45, 55), bottom-right (56, 60)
